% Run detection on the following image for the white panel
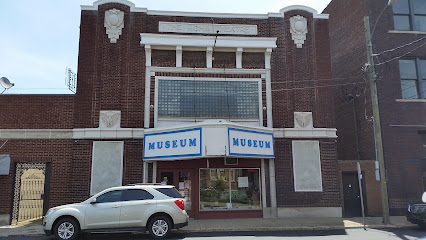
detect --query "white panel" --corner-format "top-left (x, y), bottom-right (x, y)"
top-left (292, 141), bottom-right (323, 192)
top-left (204, 127), bottom-right (228, 156)
top-left (159, 22), bottom-right (258, 35)
top-left (91, 141), bottom-right (124, 195)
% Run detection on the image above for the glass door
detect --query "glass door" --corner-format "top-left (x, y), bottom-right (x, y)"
top-left (158, 169), bottom-right (194, 217)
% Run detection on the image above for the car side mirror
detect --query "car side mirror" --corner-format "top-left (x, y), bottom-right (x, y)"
top-left (422, 192), bottom-right (426, 203)
top-left (90, 198), bottom-right (97, 204)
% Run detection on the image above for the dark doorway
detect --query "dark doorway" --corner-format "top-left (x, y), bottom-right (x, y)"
top-left (342, 171), bottom-right (367, 217)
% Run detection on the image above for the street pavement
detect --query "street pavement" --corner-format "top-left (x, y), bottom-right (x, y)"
top-left (0, 216), bottom-right (422, 239)
top-left (0, 228), bottom-right (425, 240)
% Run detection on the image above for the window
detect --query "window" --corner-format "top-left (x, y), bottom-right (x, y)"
top-left (155, 187), bottom-right (183, 198)
top-left (158, 79), bottom-right (260, 119)
top-left (199, 168), bottom-right (261, 211)
top-left (398, 59), bottom-right (426, 99)
top-left (122, 189), bottom-right (154, 201)
top-left (393, 0), bottom-right (426, 31)
top-left (96, 190), bottom-right (122, 203)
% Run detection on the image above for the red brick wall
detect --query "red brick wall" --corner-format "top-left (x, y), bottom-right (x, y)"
top-left (0, 3), bottom-right (340, 214)
top-left (325, 0), bottom-right (426, 214)
top-left (0, 140), bottom-right (73, 214)
top-left (0, 95), bottom-right (74, 129)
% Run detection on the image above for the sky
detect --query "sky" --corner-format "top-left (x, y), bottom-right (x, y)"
top-left (0, 0), bottom-right (331, 94)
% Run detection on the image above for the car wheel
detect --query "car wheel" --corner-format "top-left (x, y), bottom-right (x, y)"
top-left (148, 215), bottom-right (171, 239)
top-left (54, 218), bottom-right (80, 240)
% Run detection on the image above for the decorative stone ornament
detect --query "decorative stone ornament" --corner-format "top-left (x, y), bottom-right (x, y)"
top-left (104, 9), bottom-right (124, 43)
top-left (100, 111), bottom-right (121, 129)
top-left (289, 15), bottom-right (308, 48)
top-left (294, 112), bottom-right (313, 128)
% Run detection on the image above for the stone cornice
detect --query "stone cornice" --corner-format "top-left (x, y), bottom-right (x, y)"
top-left (0, 127), bottom-right (337, 139)
top-left (81, 1), bottom-right (328, 19)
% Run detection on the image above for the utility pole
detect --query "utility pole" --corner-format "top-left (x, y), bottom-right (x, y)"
top-left (363, 16), bottom-right (390, 225)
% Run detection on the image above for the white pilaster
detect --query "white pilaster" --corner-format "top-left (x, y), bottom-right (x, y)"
top-left (145, 45), bottom-right (152, 67)
top-left (176, 46), bottom-right (182, 68)
top-left (265, 48), bottom-right (273, 128)
top-left (269, 158), bottom-right (278, 218)
top-left (265, 48), bottom-right (272, 69)
top-left (152, 161), bottom-right (157, 183)
top-left (206, 47), bottom-right (213, 68)
top-left (261, 159), bottom-right (267, 210)
top-left (144, 68), bottom-right (151, 129)
top-left (236, 47), bottom-right (243, 69)
top-left (143, 161), bottom-right (148, 183)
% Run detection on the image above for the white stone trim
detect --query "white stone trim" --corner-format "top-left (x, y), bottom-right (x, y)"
top-left (236, 48), bottom-right (243, 69)
top-left (82, 1), bottom-right (328, 19)
top-left (0, 127), bottom-right (336, 139)
top-left (145, 45), bottom-right (151, 67)
top-left (265, 48), bottom-right (272, 69)
top-left (388, 30), bottom-right (426, 35)
top-left (140, 34), bottom-right (277, 51)
top-left (0, 129), bottom-right (73, 139)
top-left (81, 0), bottom-right (147, 12)
top-left (176, 46), bottom-right (182, 68)
top-left (395, 99), bottom-right (426, 103)
top-left (206, 47), bottom-right (213, 68)
top-left (159, 22), bottom-right (258, 35)
top-left (148, 66), bottom-right (268, 75)
top-left (280, 5), bottom-right (329, 19)
top-left (273, 128), bottom-right (337, 138)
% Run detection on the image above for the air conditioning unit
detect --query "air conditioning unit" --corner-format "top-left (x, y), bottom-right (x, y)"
top-left (224, 157), bottom-right (238, 166)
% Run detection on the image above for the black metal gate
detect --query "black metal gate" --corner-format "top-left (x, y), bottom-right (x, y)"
top-left (11, 162), bottom-right (50, 225)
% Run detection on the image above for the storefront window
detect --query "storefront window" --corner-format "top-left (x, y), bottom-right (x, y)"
top-left (199, 168), bottom-right (261, 211)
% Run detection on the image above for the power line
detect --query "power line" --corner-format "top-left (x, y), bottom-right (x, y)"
top-left (375, 41), bottom-right (426, 66)
top-left (373, 36), bottom-right (426, 57)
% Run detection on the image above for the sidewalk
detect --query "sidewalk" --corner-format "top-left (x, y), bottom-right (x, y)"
top-left (0, 216), bottom-right (417, 237)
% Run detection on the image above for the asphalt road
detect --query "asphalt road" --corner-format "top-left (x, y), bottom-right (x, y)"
top-left (1, 228), bottom-right (426, 240)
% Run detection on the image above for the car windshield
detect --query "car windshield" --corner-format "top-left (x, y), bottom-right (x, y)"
top-left (155, 187), bottom-right (183, 198)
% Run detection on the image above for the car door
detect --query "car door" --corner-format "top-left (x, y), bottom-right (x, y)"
top-left (85, 190), bottom-right (123, 229)
top-left (119, 189), bottom-right (156, 227)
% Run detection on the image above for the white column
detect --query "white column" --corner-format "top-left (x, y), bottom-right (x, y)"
top-left (143, 161), bottom-right (148, 183)
top-left (152, 161), bottom-right (157, 183)
top-left (236, 47), bottom-right (243, 69)
top-left (261, 159), bottom-right (267, 210)
top-left (145, 44), bottom-right (152, 67)
top-left (265, 48), bottom-right (273, 128)
top-left (144, 45), bottom-right (152, 129)
top-left (269, 158), bottom-right (278, 218)
top-left (176, 46), bottom-right (182, 68)
top-left (206, 47), bottom-right (213, 68)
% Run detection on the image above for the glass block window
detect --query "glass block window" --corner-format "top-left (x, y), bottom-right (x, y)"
top-left (158, 80), bottom-right (259, 119)
top-left (393, 0), bottom-right (426, 31)
top-left (398, 59), bottom-right (426, 99)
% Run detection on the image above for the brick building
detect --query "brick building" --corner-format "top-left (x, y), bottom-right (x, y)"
top-left (0, 0), bottom-right (340, 224)
top-left (324, 0), bottom-right (426, 216)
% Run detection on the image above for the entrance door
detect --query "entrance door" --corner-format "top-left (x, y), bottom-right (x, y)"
top-left (158, 169), bottom-right (194, 217)
top-left (342, 172), bottom-right (366, 217)
top-left (11, 162), bottom-right (50, 225)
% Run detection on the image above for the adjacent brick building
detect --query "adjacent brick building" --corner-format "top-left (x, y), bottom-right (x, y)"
top-left (0, 0), bottom-right (340, 224)
top-left (324, 0), bottom-right (426, 216)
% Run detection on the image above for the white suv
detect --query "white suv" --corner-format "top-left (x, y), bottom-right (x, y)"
top-left (43, 184), bottom-right (189, 239)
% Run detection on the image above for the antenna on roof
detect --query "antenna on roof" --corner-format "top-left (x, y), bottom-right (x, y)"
top-left (65, 67), bottom-right (77, 93)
